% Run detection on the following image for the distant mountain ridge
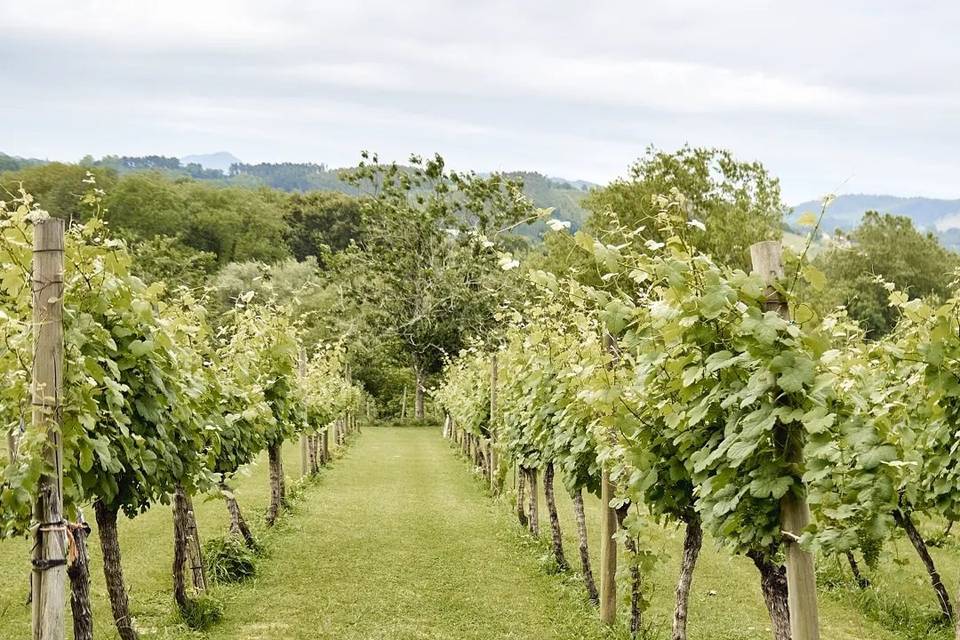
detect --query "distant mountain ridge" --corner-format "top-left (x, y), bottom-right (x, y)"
top-left (180, 151), bottom-right (242, 172)
top-left (6, 150), bottom-right (960, 246)
top-left (789, 194), bottom-right (960, 232)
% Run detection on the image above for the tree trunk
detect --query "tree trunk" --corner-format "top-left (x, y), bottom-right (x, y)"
top-left (747, 550), bottom-right (790, 640)
top-left (299, 435), bottom-right (309, 478)
top-left (894, 508), bottom-right (954, 619)
top-left (572, 489), bottom-right (599, 605)
top-left (322, 429), bottom-right (330, 465)
top-left (172, 484), bottom-right (191, 614)
top-left (845, 551), bottom-right (868, 589)
top-left (266, 443), bottom-right (286, 527)
top-left (221, 481), bottom-right (256, 548)
top-left (67, 519), bottom-right (93, 640)
top-left (414, 365), bottom-right (425, 420)
top-left (95, 500), bottom-right (138, 640)
top-left (486, 440), bottom-right (493, 485)
top-left (616, 504), bottom-right (642, 638)
top-left (308, 434), bottom-right (319, 474)
top-left (672, 514), bottom-right (703, 640)
top-left (527, 468), bottom-right (540, 537)
top-left (517, 467), bottom-right (529, 529)
top-left (544, 462), bottom-right (568, 571)
top-left (489, 354), bottom-right (499, 494)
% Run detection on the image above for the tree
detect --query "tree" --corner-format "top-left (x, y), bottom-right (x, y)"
top-left (342, 153), bottom-right (533, 419)
top-left (131, 234), bottom-right (218, 293)
top-left (583, 145), bottom-right (783, 270)
top-left (813, 212), bottom-right (958, 337)
top-left (282, 191), bottom-right (363, 263)
top-left (0, 163), bottom-right (119, 221)
top-left (104, 174), bottom-right (290, 264)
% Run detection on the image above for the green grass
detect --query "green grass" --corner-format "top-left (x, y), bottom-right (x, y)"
top-left (481, 452), bottom-right (903, 640)
top-left (1, 426), bottom-right (957, 639)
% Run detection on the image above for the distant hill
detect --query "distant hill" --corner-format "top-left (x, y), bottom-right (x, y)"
top-left (547, 176), bottom-right (599, 191)
top-left (0, 151), bottom-right (45, 172)
top-left (788, 194), bottom-right (960, 251)
top-left (17, 149), bottom-right (960, 249)
top-left (789, 194), bottom-right (960, 232)
top-left (0, 151), bottom-right (593, 241)
top-left (181, 151), bottom-right (242, 172)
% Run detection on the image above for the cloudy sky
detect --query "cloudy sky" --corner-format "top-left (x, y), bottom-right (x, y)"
top-left (3, 1), bottom-right (958, 202)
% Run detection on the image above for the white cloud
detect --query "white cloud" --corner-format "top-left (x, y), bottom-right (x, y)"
top-left (2, 1), bottom-right (960, 203)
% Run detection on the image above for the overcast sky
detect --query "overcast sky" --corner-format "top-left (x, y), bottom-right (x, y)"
top-left (3, 1), bottom-right (958, 202)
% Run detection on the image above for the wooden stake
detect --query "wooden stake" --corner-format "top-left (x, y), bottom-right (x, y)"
top-left (31, 218), bottom-right (67, 640)
top-left (299, 348), bottom-right (309, 477)
top-left (599, 330), bottom-right (619, 627)
top-left (489, 353), bottom-right (499, 493)
top-left (599, 469), bottom-right (617, 626)
top-left (750, 240), bottom-right (820, 640)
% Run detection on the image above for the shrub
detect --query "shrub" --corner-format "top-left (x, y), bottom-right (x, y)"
top-left (203, 536), bottom-right (257, 584)
top-left (179, 594), bottom-right (224, 630)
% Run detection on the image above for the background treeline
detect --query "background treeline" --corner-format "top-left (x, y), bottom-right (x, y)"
top-left (0, 151), bottom-right (591, 240)
top-left (2, 147), bottom-right (957, 412)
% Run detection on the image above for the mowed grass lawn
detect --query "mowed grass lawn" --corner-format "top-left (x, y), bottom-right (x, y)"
top-left (0, 426), bottom-right (956, 639)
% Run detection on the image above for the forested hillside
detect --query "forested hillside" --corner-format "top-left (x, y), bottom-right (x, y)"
top-left (0, 152), bottom-right (591, 239)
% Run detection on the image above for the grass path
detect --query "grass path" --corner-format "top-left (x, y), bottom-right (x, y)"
top-left (203, 426), bottom-right (606, 640)
top-left (0, 425), bottom-right (950, 639)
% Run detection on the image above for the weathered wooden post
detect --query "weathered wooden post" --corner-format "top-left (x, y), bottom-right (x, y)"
top-left (599, 469), bottom-right (617, 625)
top-left (299, 348), bottom-right (309, 477)
top-left (598, 330), bottom-right (618, 627)
top-left (750, 240), bottom-right (820, 640)
top-left (31, 217), bottom-right (67, 640)
top-left (489, 353), bottom-right (499, 493)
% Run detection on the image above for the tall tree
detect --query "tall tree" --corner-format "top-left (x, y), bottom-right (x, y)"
top-left (813, 212), bottom-right (958, 337)
top-left (583, 145), bottom-right (784, 269)
top-left (342, 153), bottom-right (533, 418)
top-left (282, 191), bottom-right (363, 263)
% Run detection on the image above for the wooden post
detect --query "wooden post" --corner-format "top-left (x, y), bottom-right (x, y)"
top-left (31, 218), bottom-right (67, 640)
top-left (599, 330), bottom-right (618, 626)
top-left (401, 386), bottom-right (407, 420)
top-left (599, 469), bottom-right (617, 625)
top-left (299, 348), bottom-right (309, 477)
top-left (489, 353), bottom-right (499, 493)
top-left (750, 240), bottom-right (820, 640)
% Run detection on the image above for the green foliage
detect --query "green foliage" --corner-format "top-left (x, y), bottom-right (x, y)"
top-left (0, 163), bottom-right (119, 220)
top-left (341, 152), bottom-right (534, 382)
top-left (130, 234), bottom-right (218, 292)
top-left (812, 212), bottom-right (959, 337)
top-left (283, 191), bottom-right (364, 263)
top-left (0, 182), bottom-right (213, 529)
top-left (583, 145), bottom-right (783, 270)
top-left (178, 593), bottom-right (225, 630)
top-left (103, 173), bottom-right (290, 264)
top-left (203, 535), bottom-right (258, 583)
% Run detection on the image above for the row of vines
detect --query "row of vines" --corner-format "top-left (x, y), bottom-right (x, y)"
top-left (0, 183), bottom-right (366, 640)
top-left (437, 194), bottom-right (960, 640)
